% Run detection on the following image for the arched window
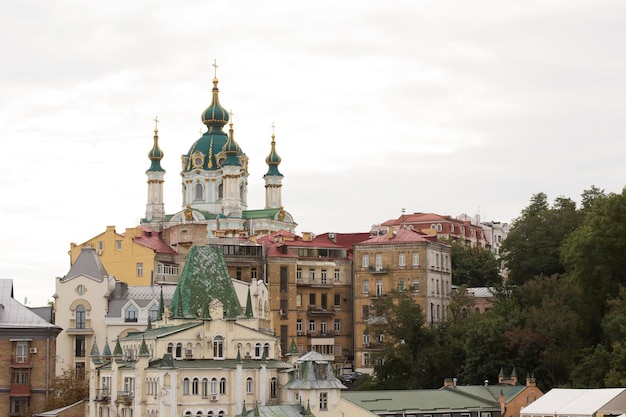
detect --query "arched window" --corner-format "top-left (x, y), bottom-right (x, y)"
top-left (182, 378), bottom-right (190, 395)
top-left (263, 343), bottom-right (270, 358)
top-left (270, 377), bottom-right (277, 398)
top-left (219, 377), bottom-right (226, 394)
top-left (192, 378), bottom-right (199, 395)
top-left (196, 412), bottom-right (203, 417)
top-left (246, 377), bottom-right (253, 394)
top-left (213, 335), bottom-right (224, 359)
top-left (176, 343), bottom-right (183, 358)
top-left (148, 304), bottom-right (159, 321)
top-left (201, 378), bottom-right (208, 398)
top-left (184, 411), bottom-right (192, 417)
top-left (207, 411), bottom-right (214, 417)
top-left (195, 183), bottom-right (204, 201)
top-left (167, 343), bottom-right (173, 354)
top-left (217, 183), bottom-right (223, 200)
top-left (210, 378), bottom-right (217, 394)
top-left (254, 343), bottom-right (262, 358)
top-left (218, 411), bottom-right (225, 417)
top-left (76, 305), bottom-right (86, 329)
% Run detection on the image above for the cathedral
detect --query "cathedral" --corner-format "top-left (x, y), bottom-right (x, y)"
top-left (142, 70), bottom-right (297, 246)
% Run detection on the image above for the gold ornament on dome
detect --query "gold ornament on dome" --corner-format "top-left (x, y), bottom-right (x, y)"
top-left (184, 205), bottom-right (193, 221)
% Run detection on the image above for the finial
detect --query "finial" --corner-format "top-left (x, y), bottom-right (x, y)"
top-left (212, 59), bottom-right (219, 80)
top-left (153, 116), bottom-right (159, 132)
top-left (229, 109), bottom-right (234, 128)
top-left (271, 121), bottom-right (275, 139)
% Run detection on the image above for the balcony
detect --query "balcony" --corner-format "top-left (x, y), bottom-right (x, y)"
top-left (307, 330), bottom-right (338, 338)
top-left (95, 389), bottom-right (110, 402)
top-left (116, 391), bottom-right (134, 404)
top-left (10, 355), bottom-right (32, 368)
top-left (10, 383), bottom-right (31, 396)
top-left (307, 306), bottom-right (335, 317)
top-left (368, 266), bottom-right (387, 274)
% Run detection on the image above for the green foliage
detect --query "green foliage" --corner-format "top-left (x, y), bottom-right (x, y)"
top-left (46, 367), bottom-right (89, 411)
top-left (450, 241), bottom-right (501, 287)
top-left (501, 193), bottom-right (581, 285)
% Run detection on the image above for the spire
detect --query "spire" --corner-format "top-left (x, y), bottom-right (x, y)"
top-left (237, 346), bottom-right (242, 363)
top-left (113, 338), bottom-right (123, 357)
top-left (158, 286), bottom-right (165, 320)
top-left (175, 286), bottom-right (184, 318)
top-left (102, 337), bottom-right (112, 357)
top-left (264, 123), bottom-right (283, 177)
top-left (241, 400), bottom-right (247, 417)
top-left (90, 337), bottom-right (101, 364)
top-left (222, 119), bottom-right (241, 166)
top-left (245, 287), bottom-right (253, 318)
top-left (201, 60), bottom-right (229, 128)
top-left (139, 336), bottom-right (150, 357)
top-left (147, 116), bottom-right (165, 172)
top-left (304, 399), bottom-right (314, 417)
top-left (287, 336), bottom-right (299, 356)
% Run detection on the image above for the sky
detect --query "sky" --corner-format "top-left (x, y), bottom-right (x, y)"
top-left (1, 1), bottom-right (625, 306)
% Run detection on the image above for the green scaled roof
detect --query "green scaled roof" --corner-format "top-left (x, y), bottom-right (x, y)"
top-left (170, 245), bottom-right (242, 319)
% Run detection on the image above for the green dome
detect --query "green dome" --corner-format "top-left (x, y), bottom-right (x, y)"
top-left (147, 127), bottom-right (165, 172)
top-left (264, 133), bottom-right (282, 176)
top-left (201, 78), bottom-right (229, 127)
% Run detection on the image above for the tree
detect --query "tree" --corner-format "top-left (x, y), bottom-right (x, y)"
top-left (46, 367), bottom-right (89, 411)
top-left (501, 193), bottom-right (580, 285)
top-left (366, 290), bottom-right (445, 389)
top-left (450, 241), bottom-right (501, 287)
top-left (561, 190), bottom-right (626, 342)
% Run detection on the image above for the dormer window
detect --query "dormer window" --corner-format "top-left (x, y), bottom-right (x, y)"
top-left (124, 305), bottom-right (138, 323)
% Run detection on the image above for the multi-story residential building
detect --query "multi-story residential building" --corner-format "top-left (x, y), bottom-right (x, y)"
top-left (258, 230), bottom-right (370, 369)
top-left (375, 212), bottom-right (489, 248)
top-left (88, 245), bottom-right (348, 417)
top-left (353, 227), bottom-right (452, 374)
top-left (0, 280), bottom-right (61, 416)
top-left (69, 225), bottom-right (178, 287)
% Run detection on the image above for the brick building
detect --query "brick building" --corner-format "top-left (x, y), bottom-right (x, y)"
top-left (0, 279), bottom-right (61, 416)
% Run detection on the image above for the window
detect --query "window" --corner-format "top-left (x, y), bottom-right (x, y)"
top-left (251, 267), bottom-right (257, 279)
top-left (334, 293), bottom-right (340, 307)
top-left (296, 268), bottom-right (302, 281)
top-left (116, 240), bottom-right (122, 250)
top-left (246, 377), bottom-right (253, 394)
top-left (398, 280), bottom-right (406, 292)
top-left (76, 304), bottom-right (86, 328)
top-left (192, 378), bottom-right (199, 395)
top-left (76, 362), bottom-right (85, 378)
top-left (363, 333), bottom-right (370, 347)
top-left (362, 254), bottom-right (369, 268)
top-left (280, 299), bottom-right (288, 318)
top-left (167, 343), bottom-right (173, 354)
top-left (213, 335), bottom-right (224, 359)
top-left (97, 241), bottom-right (103, 251)
top-left (202, 378), bottom-right (209, 397)
top-left (280, 266), bottom-right (288, 292)
top-left (12, 369), bottom-right (29, 384)
top-left (219, 377), bottom-right (226, 394)
top-left (334, 319), bottom-right (341, 334)
top-left (319, 392), bottom-right (328, 410)
top-left (362, 305), bottom-right (369, 320)
top-left (270, 377), bottom-right (278, 398)
top-left (412, 279), bottom-right (420, 292)
top-left (309, 269), bottom-right (315, 280)
top-left (195, 183), bottom-right (204, 200)
top-left (236, 267), bottom-right (242, 280)
top-left (183, 378), bottom-right (190, 395)
top-left (75, 336), bottom-right (86, 357)
top-left (309, 293), bottom-right (316, 306)
top-left (320, 320), bottom-right (327, 335)
top-left (148, 304), bottom-right (159, 321)
top-left (296, 293), bottom-right (302, 307)
top-left (264, 343), bottom-right (270, 358)
top-left (399, 253), bottom-right (406, 267)
top-left (125, 305), bottom-right (138, 322)
top-left (136, 263), bottom-right (143, 277)
top-left (296, 320), bottom-right (302, 333)
top-left (211, 378), bottom-right (217, 394)
top-left (321, 293), bottom-right (327, 309)
top-left (176, 343), bottom-right (182, 358)
top-left (376, 280), bottom-right (383, 296)
top-left (362, 280), bottom-right (369, 294)
top-left (412, 253), bottom-right (419, 266)
top-left (309, 320), bottom-right (316, 332)
top-left (321, 269), bottom-right (327, 284)
top-left (255, 343), bottom-right (262, 358)
top-left (77, 284), bottom-right (86, 295)
top-left (375, 254), bottom-right (383, 270)
top-left (334, 269), bottom-right (340, 282)
top-left (10, 398), bottom-right (29, 416)
top-left (124, 377), bottom-right (135, 394)
top-left (362, 352), bottom-right (370, 366)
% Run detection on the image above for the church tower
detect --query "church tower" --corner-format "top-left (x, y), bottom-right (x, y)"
top-left (264, 128), bottom-right (283, 209)
top-left (144, 117), bottom-right (165, 229)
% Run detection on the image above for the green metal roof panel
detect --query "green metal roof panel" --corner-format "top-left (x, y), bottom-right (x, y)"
top-left (244, 208), bottom-right (281, 219)
top-left (170, 246), bottom-right (243, 318)
top-left (122, 322), bottom-right (202, 341)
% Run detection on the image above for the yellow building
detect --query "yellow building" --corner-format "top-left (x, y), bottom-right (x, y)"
top-left (69, 225), bottom-right (177, 286)
top-left (353, 228), bottom-right (451, 373)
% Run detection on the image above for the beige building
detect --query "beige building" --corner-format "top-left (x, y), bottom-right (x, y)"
top-left (353, 228), bottom-right (451, 373)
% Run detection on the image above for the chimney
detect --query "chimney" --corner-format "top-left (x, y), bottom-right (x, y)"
top-left (444, 378), bottom-right (454, 387)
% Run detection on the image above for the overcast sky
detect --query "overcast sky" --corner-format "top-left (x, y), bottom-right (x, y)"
top-left (2, 1), bottom-right (625, 306)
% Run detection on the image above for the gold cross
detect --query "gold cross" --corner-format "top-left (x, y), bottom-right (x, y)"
top-left (212, 59), bottom-right (218, 78)
top-left (271, 122), bottom-right (275, 135)
top-left (154, 116), bottom-right (159, 130)
top-left (230, 109), bottom-right (235, 124)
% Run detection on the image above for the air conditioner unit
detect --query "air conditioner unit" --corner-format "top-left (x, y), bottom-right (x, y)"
top-left (98, 250), bottom-right (103, 256)
top-left (245, 352), bottom-right (251, 358)
top-left (210, 394), bottom-right (218, 402)
top-left (186, 348), bottom-right (193, 356)
top-left (29, 347), bottom-right (37, 354)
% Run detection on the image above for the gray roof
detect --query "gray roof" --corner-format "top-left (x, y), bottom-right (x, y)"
top-left (243, 405), bottom-right (304, 417)
top-left (107, 283), bottom-right (176, 317)
top-left (284, 350), bottom-right (346, 390)
top-left (0, 280), bottom-right (61, 330)
top-left (467, 287), bottom-right (495, 298)
top-left (62, 247), bottom-right (109, 282)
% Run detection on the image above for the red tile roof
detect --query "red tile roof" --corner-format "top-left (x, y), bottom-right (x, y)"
top-left (131, 225), bottom-right (177, 254)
